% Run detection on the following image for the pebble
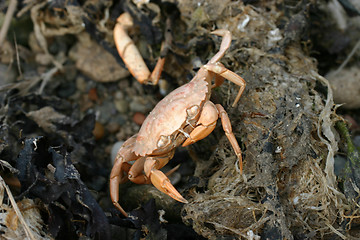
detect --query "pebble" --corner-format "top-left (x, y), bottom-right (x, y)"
top-left (106, 122), bottom-right (120, 133)
top-left (133, 112), bottom-right (146, 125)
top-left (88, 88), bottom-right (99, 102)
top-left (114, 99), bottom-right (129, 113)
top-left (114, 91), bottom-right (124, 100)
top-left (328, 66), bottom-right (360, 109)
top-left (353, 135), bottom-right (360, 148)
top-left (92, 121), bottom-right (105, 140)
top-left (129, 96), bottom-right (151, 113)
top-left (111, 141), bottom-right (124, 165)
top-left (96, 100), bottom-right (118, 123)
top-left (69, 32), bottom-right (129, 82)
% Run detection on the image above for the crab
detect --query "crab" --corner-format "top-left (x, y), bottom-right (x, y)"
top-left (113, 12), bottom-right (170, 85)
top-left (110, 29), bottom-right (246, 217)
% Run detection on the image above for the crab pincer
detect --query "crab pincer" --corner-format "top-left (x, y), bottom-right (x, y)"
top-left (144, 158), bottom-right (188, 203)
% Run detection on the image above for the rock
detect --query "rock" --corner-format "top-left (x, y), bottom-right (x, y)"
top-left (114, 99), bottom-right (129, 114)
top-left (133, 112), bottom-right (146, 125)
top-left (328, 66), bottom-right (360, 109)
top-left (69, 32), bottom-right (129, 82)
top-left (95, 100), bottom-right (118, 123)
top-left (111, 141), bottom-right (124, 165)
top-left (129, 96), bottom-right (153, 113)
top-left (92, 121), bottom-right (105, 140)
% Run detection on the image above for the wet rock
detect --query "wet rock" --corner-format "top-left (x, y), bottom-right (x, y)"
top-left (111, 141), bottom-right (124, 165)
top-left (92, 121), bottom-right (105, 140)
top-left (95, 100), bottom-right (118, 123)
top-left (328, 66), bottom-right (360, 109)
top-left (114, 99), bottom-right (129, 114)
top-left (129, 96), bottom-right (153, 113)
top-left (69, 32), bottom-right (129, 82)
top-left (122, 184), bottom-right (184, 221)
top-left (107, 121), bottom-right (121, 134)
top-left (133, 112), bottom-right (146, 125)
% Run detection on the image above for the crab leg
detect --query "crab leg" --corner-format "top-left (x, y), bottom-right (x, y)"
top-left (215, 104), bottom-right (243, 173)
top-left (110, 135), bottom-right (140, 217)
top-left (144, 156), bottom-right (188, 204)
top-left (113, 12), bottom-right (169, 85)
top-left (182, 101), bottom-right (218, 146)
top-left (208, 29), bottom-right (232, 64)
top-left (127, 149), bottom-right (175, 184)
top-left (182, 101), bottom-right (243, 173)
top-left (204, 63), bottom-right (246, 107)
top-left (127, 157), bottom-right (149, 184)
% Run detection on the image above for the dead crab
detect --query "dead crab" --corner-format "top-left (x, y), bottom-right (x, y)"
top-left (110, 29), bottom-right (246, 217)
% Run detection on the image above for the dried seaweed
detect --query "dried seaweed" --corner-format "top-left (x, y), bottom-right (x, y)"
top-left (16, 137), bottom-right (110, 239)
top-left (0, 176), bottom-right (46, 240)
top-left (180, 1), bottom-right (356, 239)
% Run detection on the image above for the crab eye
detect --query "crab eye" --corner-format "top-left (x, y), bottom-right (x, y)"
top-left (186, 105), bottom-right (199, 119)
top-left (157, 135), bottom-right (171, 148)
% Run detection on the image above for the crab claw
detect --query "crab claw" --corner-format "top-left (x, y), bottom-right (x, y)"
top-left (150, 169), bottom-right (188, 203)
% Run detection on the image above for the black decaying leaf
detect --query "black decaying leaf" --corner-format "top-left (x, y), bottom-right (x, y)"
top-left (17, 137), bottom-right (110, 239)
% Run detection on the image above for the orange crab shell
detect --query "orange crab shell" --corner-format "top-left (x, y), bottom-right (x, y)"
top-left (133, 69), bottom-right (210, 156)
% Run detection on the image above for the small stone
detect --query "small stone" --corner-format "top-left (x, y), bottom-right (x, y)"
top-left (107, 122), bottom-right (120, 133)
top-left (88, 88), bottom-right (99, 102)
top-left (0, 41), bottom-right (14, 64)
top-left (69, 32), bottom-right (129, 82)
top-left (92, 121), bottom-right (105, 140)
top-left (328, 66), bottom-right (360, 109)
top-left (87, 175), bottom-right (107, 192)
top-left (76, 76), bottom-right (87, 92)
top-left (129, 96), bottom-right (149, 113)
top-left (111, 141), bottom-right (124, 165)
top-left (96, 100), bottom-right (118, 123)
top-left (114, 91), bottom-right (124, 100)
top-left (114, 99), bottom-right (129, 113)
top-left (57, 80), bottom-right (77, 98)
top-left (133, 112), bottom-right (146, 125)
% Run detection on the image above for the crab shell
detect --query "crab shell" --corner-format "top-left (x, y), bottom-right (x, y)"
top-left (133, 68), bottom-right (211, 156)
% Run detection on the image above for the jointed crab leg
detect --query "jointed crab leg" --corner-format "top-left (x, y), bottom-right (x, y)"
top-left (204, 29), bottom-right (246, 107)
top-left (216, 104), bottom-right (243, 173)
top-left (182, 101), bottom-right (243, 173)
top-left (110, 135), bottom-right (141, 217)
top-left (208, 29), bottom-right (232, 64)
top-left (127, 148), bottom-right (175, 184)
top-left (204, 63), bottom-right (246, 107)
top-left (144, 158), bottom-right (188, 203)
top-left (111, 144), bottom-right (181, 216)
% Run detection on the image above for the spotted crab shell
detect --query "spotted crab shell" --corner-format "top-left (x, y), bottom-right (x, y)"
top-left (133, 73), bottom-right (209, 156)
